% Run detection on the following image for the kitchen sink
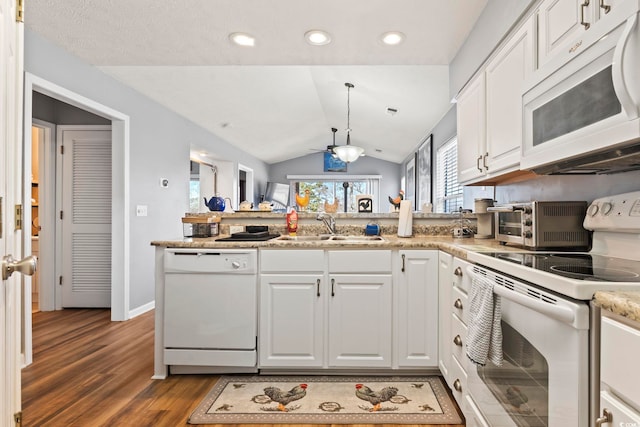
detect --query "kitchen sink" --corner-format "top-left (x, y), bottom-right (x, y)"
top-left (329, 235), bottom-right (384, 241)
top-left (275, 235), bottom-right (384, 242)
top-left (276, 235), bottom-right (333, 241)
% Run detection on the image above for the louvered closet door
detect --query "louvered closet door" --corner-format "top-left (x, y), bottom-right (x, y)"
top-left (60, 129), bottom-right (112, 307)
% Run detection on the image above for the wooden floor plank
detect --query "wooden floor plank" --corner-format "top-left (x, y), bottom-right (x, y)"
top-left (22, 308), bottom-right (465, 426)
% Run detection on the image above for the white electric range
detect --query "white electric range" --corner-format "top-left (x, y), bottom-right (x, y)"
top-left (463, 190), bottom-right (640, 427)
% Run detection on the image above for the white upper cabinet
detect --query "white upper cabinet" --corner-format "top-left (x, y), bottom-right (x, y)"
top-left (485, 16), bottom-right (536, 175)
top-left (538, 0), bottom-right (623, 71)
top-left (457, 73), bottom-right (487, 184)
top-left (457, 16), bottom-right (534, 185)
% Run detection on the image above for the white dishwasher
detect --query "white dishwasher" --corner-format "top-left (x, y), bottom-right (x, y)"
top-left (163, 248), bottom-right (258, 373)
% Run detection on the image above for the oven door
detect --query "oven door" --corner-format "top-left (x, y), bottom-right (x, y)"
top-left (521, 5), bottom-right (640, 172)
top-left (466, 266), bottom-right (590, 427)
top-left (488, 207), bottom-right (524, 245)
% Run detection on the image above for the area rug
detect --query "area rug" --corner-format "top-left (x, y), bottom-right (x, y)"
top-left (188, 375), bottom-right (462, 424)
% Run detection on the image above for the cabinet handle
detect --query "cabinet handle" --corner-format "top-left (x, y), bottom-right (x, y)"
top-left (599, 0), bottom-right (610, 14)
top-left (595, 408), bottom-right (612, 426)
top-left (454, 266), bottom-right (463, 277)
top-left (476, 155), bottom-right (483, 172)
top-left (401, 254), bottom-right (406, 272)
top-left (581, 1), bottom-right (591, 29)
top-left (483, 152), bottom-right (489, 171)
top-left (454, 298), bottom-right (463, 309)
top-left (331, 278), bottom-right (335, 297)
top-left (453, 335), bottom-right (463, 346)
top-left (453, 379), bottom-right (462, 392)
top-left (316, 278), bottom-right (321, 297)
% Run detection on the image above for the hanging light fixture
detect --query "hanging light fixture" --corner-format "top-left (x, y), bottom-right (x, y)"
top-left (334, 82), bottom-right (365, 163)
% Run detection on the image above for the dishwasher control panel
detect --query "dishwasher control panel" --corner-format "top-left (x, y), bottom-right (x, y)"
top-left (164, 249), bottom-right (257, 274)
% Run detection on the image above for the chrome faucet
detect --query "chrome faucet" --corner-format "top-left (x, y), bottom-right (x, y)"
top-left (316, 213), bottom-right (336, 234)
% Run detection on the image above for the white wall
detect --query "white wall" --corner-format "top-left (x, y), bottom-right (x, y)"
top-left (25, 30), bottom-right (270, 311)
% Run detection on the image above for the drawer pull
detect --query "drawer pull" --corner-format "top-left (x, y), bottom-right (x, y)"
top-left (331, 278), bottom-right (335, 297)
top-left (453, 335), bottom-right (463, 346)
top-left (454, 298), bottom-right (463, 310)
top-left (476, 156), bottom-right (483, 172)
top-left (454, 266), bottom-right (463, 277)
top-left (595, 408), bottom-right (612, 426)
top-left (581, 1), bottom-right (591, 29)
top-left (453, 379), bottom-right (462, 392)
top-left (599, 0), bottom-right (611, 14)
top-left (401, 254), bottom-right (406, 272)
top-left (316, 278), bottom-right (321, 297)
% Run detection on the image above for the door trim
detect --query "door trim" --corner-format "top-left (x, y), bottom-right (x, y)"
top-left (24, 72), bottom-right (131, 321)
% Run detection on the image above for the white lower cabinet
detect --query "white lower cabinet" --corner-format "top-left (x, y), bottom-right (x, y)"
top-left (328, 274), bottom-right (392, 367)
top-left (599, 315), bottom-right (640, 424)
top-left (258, 248), bottom-right (440, 371)
top-left (396, 250), bottom-right (439, 367)
top-left (259, 250), bottom-right (324, 368)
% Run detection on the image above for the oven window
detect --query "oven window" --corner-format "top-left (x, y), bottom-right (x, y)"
top-left (478, 321), bottom-right (549, 427)
top-left (497, 212), bottom-right (522, 236)
top-left (532, 65), bottom-right (621, 146)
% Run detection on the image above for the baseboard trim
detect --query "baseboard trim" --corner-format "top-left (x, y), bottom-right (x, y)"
top-left (129, 300), bottom-right (155, 319)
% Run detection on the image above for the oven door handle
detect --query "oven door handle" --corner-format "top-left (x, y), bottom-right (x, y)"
top-left (466, 266), bottom-right (576, 325)
top-left (486, 206), bottom-right (523, 213)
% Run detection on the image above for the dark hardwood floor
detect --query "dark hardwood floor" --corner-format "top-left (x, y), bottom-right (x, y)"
top-left (22, 309), bottom-right (465, 426)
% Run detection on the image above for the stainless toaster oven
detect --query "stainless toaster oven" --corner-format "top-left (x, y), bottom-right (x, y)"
top-left (487, 201), bottom-right (590, 249)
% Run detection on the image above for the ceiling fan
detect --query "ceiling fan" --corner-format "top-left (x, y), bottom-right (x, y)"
top-left (310, 127), bottom-right (339, 157)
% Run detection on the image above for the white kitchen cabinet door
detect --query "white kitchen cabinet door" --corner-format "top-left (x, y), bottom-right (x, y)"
top-left (328, 274), bottom-right (392, 367)
top-left (485, 16), bottom-right (535, 175)
top-left (537, 0), bottom-right (588, 70)
top-left (397, 250), bottom-right (439, 367)
top-left (438, 251), bottom-right (453, 382)
top-left (259, 274), bottom-right (324, 367)
top-left (457, 73), bottom-right (487, 184)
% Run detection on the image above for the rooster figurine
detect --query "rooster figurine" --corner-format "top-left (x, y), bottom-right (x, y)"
top-left (324, 199), bottom-right (339, 213)
top-left (355, 384), bottom-right (398, 412)
top-left (295, 189), bottom-right (311, 211)
top-left (388, 190), bottom-right (404, 210)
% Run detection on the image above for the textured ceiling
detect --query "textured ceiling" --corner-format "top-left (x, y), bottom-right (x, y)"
top-left (25, 0), bottom-right (487, 164)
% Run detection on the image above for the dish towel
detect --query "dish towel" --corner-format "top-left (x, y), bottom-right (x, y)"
top-left (466, 271), bottom-right (503, 367)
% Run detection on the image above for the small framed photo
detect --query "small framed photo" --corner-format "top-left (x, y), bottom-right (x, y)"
top-left (324, 152), bottom-right (347, 172)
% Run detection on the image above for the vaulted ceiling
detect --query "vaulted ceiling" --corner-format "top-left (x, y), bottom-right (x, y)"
top-left (25, 0), bottom-right (487, 164)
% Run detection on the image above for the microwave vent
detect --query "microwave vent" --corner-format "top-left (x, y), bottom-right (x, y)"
top-left (531, 140), bottom-right (640, 175)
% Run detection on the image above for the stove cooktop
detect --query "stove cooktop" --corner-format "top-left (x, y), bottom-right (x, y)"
top-left (466, 251), bottom-right (640, 300)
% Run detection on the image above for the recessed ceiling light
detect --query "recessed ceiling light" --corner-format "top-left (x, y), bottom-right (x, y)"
top-left (305, 30), bottom-right (332, 46)
top-left (229, 32), bottom-right (256, 47)
top-left (380, 31), bottom-right (405, 46)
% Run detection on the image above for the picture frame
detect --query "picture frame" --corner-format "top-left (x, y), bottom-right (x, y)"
top-left (323, 152), bottom-right (347, 172)
top-left (417, 134), bottom-right (433, 209)
top-left (405, 154), bottom-right (416, 210)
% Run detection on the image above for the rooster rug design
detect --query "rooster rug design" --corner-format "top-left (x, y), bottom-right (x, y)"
top-left (188, 376), bottom-right (462, 425)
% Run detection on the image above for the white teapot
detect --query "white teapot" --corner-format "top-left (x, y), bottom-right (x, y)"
top-left (238, 200), bottom-right (253, 211)
top-left (258, 201), bottom-right (273, 211)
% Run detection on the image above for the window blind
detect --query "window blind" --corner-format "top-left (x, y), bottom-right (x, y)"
top-left (436, 138), bottom-right (463, 213)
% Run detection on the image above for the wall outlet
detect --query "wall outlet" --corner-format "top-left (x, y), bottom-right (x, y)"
top-left (230, 226), bottom-right (244, 234)
top-left (136, 205), bottom-right (148, 217)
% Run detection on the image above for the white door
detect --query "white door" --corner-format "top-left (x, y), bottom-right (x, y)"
top-left (1, 0), bottom-right (25, 424)
top-left (58, 127), bottom-right (112, 307)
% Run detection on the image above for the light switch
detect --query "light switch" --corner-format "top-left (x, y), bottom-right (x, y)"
top-left (136, 205), bottom-right (148, 217)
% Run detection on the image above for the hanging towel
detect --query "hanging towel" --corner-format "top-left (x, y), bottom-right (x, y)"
top-left (466, 271), bottom-right (503, 367)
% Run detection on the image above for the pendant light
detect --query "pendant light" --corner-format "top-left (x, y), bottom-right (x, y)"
top-left (334, 82), bottom-right (364, 163)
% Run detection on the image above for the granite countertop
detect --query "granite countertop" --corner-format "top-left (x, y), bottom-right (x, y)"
top-left (593, 291), bottom-right (640, 323)
top-left (151, 234), bottom-right (510, 260)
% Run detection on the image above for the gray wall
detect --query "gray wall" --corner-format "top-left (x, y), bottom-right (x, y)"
top-left (25, 29), bottom-right (270, 312)
top-left (269, 152), bottom-right (402, 211)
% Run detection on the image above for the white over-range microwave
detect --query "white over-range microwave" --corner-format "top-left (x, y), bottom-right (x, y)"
top-left (521, 0), bottom-right (640, 175)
